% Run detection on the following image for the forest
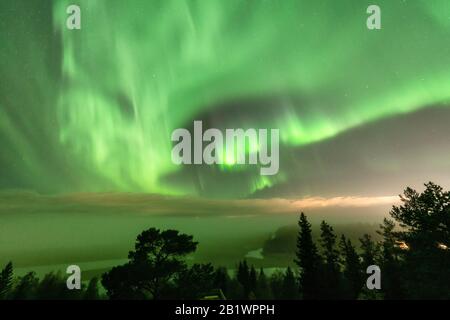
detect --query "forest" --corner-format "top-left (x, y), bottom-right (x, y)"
top-left (0, 182), bottom-right (449, 300)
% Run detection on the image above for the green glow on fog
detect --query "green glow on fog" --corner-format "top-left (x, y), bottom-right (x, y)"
top-left (51, 0), bottom-right (450, 196)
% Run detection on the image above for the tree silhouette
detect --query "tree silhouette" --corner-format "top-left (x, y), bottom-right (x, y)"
top-left (391, 182), bottom-right (449, 250)
top-left (319, 221), bottom-right (340, 299)
top-left (236, 261), bottom-right (246, 289)
top-left (269, 271), bottom-right (285, 299)
top-left (377, 218), bottom-right (404, 299)
top-left (295, 213), bottom-right (321, 299)
top-left (102, 228), bottom-right (198, 299)
top-left (237, 260), bottom-right (251, 298)
top-left (359, 234), bottom-right (378, 269)
top-left (2, 182), bottom-right (450, 300)
top-left (35, 271), bottom-right (83, 300)
top-left (213, 267), bottom-right (230, 298)
top-left (0, 262), bottom-right (13, 299)
top-left (249, 266), bottom-right (257, 297)
top-left (281, 267), bottom-right (298, 299)
top-left (175, 263), bottom-right (215, 299)
top-left (255, 268), bottom-right (272, 299)
top-left (10, 272), bottom-right (38, 300)
top-left (101, 263), bottom-right (145, 299)
top-left (84, 277), bottom-right (100, 300)
top-left (389, 182), bottom-right (450, 299)
top-left (340, 235), bottom-right (362, 299)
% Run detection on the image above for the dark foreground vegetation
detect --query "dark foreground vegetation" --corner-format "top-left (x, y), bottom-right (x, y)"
top-left (0, 182), bottom-right (449, 300)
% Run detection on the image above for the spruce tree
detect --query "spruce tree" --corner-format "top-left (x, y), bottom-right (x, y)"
top-left (84, 277), bottom-right (100, 300)
top-left (319, 221), bottom-right (341, 299)
top-left (10, 271), bottom-right (38, 300)
top-left (359, 234), bottom-right (378, 269)
top-left (249, 265), bottom-right (257, 296)
top-left (213, 267), bottom-right (230, 297)
top-left (377, 218), bottom-right (404, 299)
top-left (295, 213), bottom-right (321, 299)
top-left (237, 260), bottom-right (250, 298)
top-left (255, 268), bottom-right (272, 299)
top-left (0, 262), bottom-right (13, 299)
top-left (281, 267), bottom-right (298, 299)
top-left (340, 235), bottom-right (363, 299)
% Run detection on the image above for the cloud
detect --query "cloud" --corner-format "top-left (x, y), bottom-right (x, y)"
top-left (0, 190), bottom-right (399, 218)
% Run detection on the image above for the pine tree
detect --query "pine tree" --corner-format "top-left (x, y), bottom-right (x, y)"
top-left (213, 267), bottom-right (230, 297)
top-left (0, 262), bottom-right (13, 299)
top-left (102, 228), bottom-right (198, 299)
top-left (359, 234), bottom-right (378, 269)
top-left (281, 267), bottom-right (298, 299)
top-left (319, 221), bottom-right (341, 299)
top-left (255, 268), bottom-right (272, 299)
top-left (340, 236), bottom-right (363, 299)
top-left (269, 271), bottom-right (284, 299)
top-left (295, 213), bottom-right (321, 299)
top-left (389, 182), bottom-right (450, 299)
top-left (377, 218), bottom-right (404, 299)
top-left (84, 277), bottom-right (100, 300)
top-left (249, 266), bottom-right (257, 296)
top-left (236, 260), bottom-right (250, 298)
top-left (10, 272), bottom-right (38, 300)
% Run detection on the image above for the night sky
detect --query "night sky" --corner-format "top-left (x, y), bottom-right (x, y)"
top-left (2, 0), bottom-right (450, 200)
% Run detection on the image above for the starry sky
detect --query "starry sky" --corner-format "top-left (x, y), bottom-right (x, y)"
top-left (2, 0), bottom-right (450, 200)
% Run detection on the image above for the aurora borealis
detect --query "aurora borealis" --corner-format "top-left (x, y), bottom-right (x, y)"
top-left (2, 0), bottom-right (450, 199)
top-left (3, 0), bottom-right (450, 277)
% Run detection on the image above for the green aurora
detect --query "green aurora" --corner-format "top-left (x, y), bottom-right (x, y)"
top-left (2, 0), bottom-right (450, 198)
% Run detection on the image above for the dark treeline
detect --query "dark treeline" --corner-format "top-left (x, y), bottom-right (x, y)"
top-left (0, 182), bottom-right (449, 300)
top-left (0, 267), bottom-right (101, 300)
